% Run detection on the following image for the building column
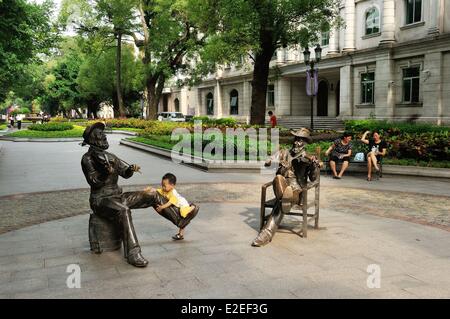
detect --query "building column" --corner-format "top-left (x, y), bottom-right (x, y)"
top-left (214, 80), bottom-right (223, 117)
top-left (380, 0), bottom-right (396, 45)
top-left (276, 78), bottom-right (292, 116)
top-left (242, 80), bottom-right (251, 121)
top-left (422, 52), bottom-right (443, 124)
top-left (327, 28), bottom-right (340, 55)
top-left (339, 65), bottom-right (353, 118)
top-left (191, 89), bottom-right (200, 116)
top-left (181, 88), bottom-right (189, 115)
top-left (375, 52), bottom-right (395, 119)
top-left (428, 0), bottom-right (443, 35)
top-left (342, 0), bottom-right (356, 52)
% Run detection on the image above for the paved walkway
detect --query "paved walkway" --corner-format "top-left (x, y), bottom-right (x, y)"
top-left (0, 202), bottom-right (449, 299)
top-left (1, 183), bottom-right (449, 235)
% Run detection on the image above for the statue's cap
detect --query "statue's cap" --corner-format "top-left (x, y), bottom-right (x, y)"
top-left (82, 122), bottom-right (106, 146)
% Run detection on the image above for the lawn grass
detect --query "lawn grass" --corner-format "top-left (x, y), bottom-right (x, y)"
top-left (6, 125), bottom-right (84, 138)
top-left (0, 124), bottom-right (7, 130)
top-left (128, 135), bottom-right (271, 161)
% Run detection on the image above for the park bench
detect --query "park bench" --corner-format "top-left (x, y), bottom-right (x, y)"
top-left (324, 140), bottom-right (386, 178)
top-left (260, 178), bottom-right (320, 238)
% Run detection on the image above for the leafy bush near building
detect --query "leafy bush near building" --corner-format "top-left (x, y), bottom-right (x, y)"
top-left (344, 120), bottom-right (450, 134)
top-left (191, 116), bottom-right (239, 127)
top-left (28, 122), bottom-right (74, 131)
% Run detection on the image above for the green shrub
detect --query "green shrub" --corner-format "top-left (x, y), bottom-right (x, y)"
top-left (28, 122), bottom-right (74, 131)
top-left (191, 116), bottom-right (238, 127)
top-left (50, 116), bottom-right (68, 122)
top-left (139, 121), bottom-right (192, 136)
top-left (345, 120), bottom-right (450, 135)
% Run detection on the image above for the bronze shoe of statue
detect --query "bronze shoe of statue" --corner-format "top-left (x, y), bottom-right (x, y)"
top-left (127, 247), bottom-right (149, 267)
top-left (251, 228), bottom-right (273, 247)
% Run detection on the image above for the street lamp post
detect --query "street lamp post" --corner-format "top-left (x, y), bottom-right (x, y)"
top-left (303, 44), bottom-right (322, 131)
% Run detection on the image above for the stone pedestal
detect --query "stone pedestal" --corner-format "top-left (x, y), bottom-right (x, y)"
top-left (88, 213), bottom-right (122, 254)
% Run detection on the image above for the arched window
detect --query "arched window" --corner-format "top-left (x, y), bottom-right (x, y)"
top-left (229, 89), bottom-right (239, 115)
top-left (206, 92), bottom-right (214, 115)
top-left (365, 7), bottom-right (380, 35)
top-left (174, 98), bottom-right (180, 112)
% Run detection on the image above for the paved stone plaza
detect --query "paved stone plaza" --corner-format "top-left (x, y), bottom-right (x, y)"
top-left (0, 135), bottom-right (449, 298)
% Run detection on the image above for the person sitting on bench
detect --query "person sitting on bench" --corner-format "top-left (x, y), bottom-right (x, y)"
top-left (324, 132), bottom-right (353, 179)
top-left (361, 130), bottom-right (387, 181)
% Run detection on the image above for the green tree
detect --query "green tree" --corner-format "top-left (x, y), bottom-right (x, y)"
top-left (77, 42), bottom-right (144, 116)
top-left (60, 0), bottom-right (138, 117)
top-left (197, 0), bottom-right (341, 125)
top-left (126, 0), bottom-right (207, 119)
top-left (0, 0), bottom-right (59, 100)
top-left (43, 39), bottom-right (86, 117)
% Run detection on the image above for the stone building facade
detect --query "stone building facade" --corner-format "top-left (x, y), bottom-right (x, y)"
top-left (159, 0), bottom-right (450, 125)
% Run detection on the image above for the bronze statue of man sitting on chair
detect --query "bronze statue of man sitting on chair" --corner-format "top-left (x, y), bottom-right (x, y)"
top-left (252, 128), bottom-right (320, 247)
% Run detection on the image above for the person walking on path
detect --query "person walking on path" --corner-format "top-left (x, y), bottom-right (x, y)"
top-left (268, 111), bottom-right (277, 128)
top-left (15, 114), bottom-right (22, 130)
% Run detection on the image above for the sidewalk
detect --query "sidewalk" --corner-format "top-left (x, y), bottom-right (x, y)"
top-left (0, 202), bottom-right (449, 299)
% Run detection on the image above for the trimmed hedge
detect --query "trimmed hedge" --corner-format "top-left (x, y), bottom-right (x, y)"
top-left (7, 125), bottom-right (84, 138)
top-left (344, 119), bottom-right (450, 134)
top-left (28, 122), bottom-right (74, 131)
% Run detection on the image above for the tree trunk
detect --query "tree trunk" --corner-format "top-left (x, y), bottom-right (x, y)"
top-left (145, 73), bottom-right (166, 119)
top-left (250, 32), bottom-right (276, 125)
top-left (116, 32), bottom-right (126, 118)
top-left (145, 77), bottom-right (157, 119)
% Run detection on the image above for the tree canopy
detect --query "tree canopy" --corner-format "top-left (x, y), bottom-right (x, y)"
top-left (0, 0), bottom-right (58, 101)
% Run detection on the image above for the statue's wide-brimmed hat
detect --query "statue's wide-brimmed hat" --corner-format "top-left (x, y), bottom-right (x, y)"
top-left (290, 128), bottom-right (312, 143)
top-left (82, 122), bottom-right (106, 146)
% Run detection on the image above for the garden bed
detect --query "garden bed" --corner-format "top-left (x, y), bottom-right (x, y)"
top-left (6, 125), bottom-right (84, 138)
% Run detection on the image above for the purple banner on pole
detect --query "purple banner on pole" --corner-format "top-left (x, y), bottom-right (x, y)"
top-left (306, 69), bottom-right (319, 96)
top-left (306, 70), bottom-right (312, 96)
top-left (313, 69), bottom-right (319, 96)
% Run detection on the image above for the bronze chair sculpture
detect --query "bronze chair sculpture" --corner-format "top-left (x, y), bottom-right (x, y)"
top-left (252, 128), bottom-right (321, 247)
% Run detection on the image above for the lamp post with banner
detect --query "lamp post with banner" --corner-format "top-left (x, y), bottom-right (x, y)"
top-left (303, 44), bottom-right (322, 131)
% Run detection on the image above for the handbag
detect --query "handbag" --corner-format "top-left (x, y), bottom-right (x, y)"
top-left (354, 152), bottom-right (365, 162)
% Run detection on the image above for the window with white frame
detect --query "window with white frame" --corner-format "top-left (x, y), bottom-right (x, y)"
top-left (361, 72), bottom-right (375, 104)
top-left (267, 84), bottom-right (275, 107)
top-left (365, 7), bottom-right (380, 35)
top-left (402, 66), bottom-right (420, 103)
top-left (406, 0), bottom-right (422, 25)
top-left (321, 32), bottom-right (329, 46)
